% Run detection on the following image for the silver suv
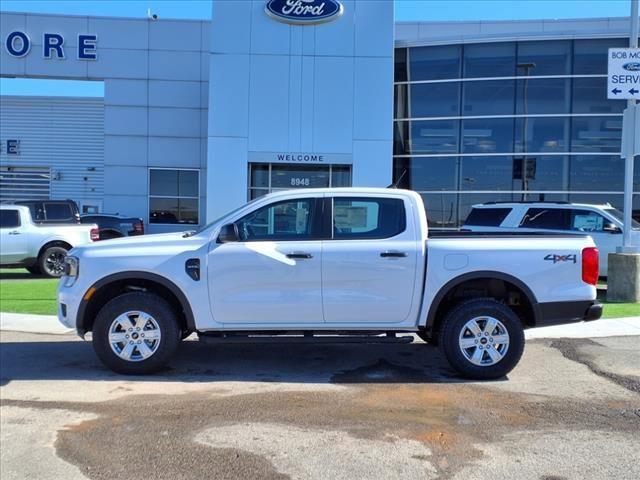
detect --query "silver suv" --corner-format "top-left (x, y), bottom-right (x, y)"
top-left (463, 201), bottom-right (640, 276)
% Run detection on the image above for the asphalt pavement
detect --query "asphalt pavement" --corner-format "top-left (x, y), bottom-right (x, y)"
top-left (1, 326), bottom-right (639, 480)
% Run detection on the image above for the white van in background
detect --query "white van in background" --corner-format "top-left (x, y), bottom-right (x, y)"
top-left (462, 202), bottom-right (640, 276)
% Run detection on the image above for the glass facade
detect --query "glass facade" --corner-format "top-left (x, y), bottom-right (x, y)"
top-left (394, 38), bottom-right (639, 228)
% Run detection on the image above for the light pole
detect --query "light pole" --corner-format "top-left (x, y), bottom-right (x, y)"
top-left (621, 0), bottom-right (638, 251)
top-left (608, 0), bottom-right (640, 303)
top-left (517, 62), bottom-right (536, 201)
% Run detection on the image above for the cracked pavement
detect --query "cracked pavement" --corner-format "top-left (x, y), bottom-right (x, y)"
top-left (1, 331), bottom-right (639, 479)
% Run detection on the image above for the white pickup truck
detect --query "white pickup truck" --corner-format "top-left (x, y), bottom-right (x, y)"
top-left (58, 188), bottom-right (602, 379)
top-left (1, 205), bottom-right (98, 277)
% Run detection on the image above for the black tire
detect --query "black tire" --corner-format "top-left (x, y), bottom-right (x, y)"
top-left (39, 245), bottom-right (69, 278)
top-left (92, 292), bottom-right (181, 375)
top-left (438, 298), bottom-right (525, 380)
top-left (25, 265), bottom-right (42, 275)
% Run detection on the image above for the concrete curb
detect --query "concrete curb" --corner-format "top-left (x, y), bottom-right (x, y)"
top-left (1, 311), bottom-right (639, 339)
top-left (0, 312), bottom-right (73, 335)
top-left (525, 317), bottom-right (640, 339)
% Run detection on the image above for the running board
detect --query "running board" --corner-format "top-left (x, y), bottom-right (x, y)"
top-left (198, 333), bottom-right (414, 345)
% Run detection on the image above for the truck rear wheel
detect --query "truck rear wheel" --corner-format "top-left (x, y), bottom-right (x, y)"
top-left (438, 298), bottom-right (524, 380)
top-left (92, 292), bottom-right (181, 375)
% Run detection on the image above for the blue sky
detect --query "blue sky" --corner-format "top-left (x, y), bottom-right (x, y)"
top-left (0, 0), bottom-right (636, 97)
top-left (0, 0), bottom-right (635, 22)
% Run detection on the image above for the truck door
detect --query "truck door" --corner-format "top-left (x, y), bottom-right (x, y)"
top-left (208, 197), bottom-right (324, 324)
top-left (321, 196), bottom-right (418, 324)
top-left (0, 209), bottom-right (28, 263)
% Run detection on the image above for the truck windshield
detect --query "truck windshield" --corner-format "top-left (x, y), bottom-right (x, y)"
top-left (185, 197), bottom-right (264, 237)
top-left (605, 208), bottom-right (640, 229)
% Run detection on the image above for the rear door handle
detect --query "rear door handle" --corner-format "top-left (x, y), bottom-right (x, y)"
top-left (8, 231), bottom-right (20, 235)
top-left (380, 251), bottom-right (408, 258)
top-left (286, 252), bottom-right (313, 259)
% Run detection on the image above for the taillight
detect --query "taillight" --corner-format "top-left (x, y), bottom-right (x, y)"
top-left (582, 247), bottom-right (599, 285)
top-left (133, 221), bottom-right (144, 235)
top-left (90, 227), bottom-right (100, 242)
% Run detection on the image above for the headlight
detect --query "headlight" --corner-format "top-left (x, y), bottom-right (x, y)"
top-left (64, 256), bottom-right (79, 277)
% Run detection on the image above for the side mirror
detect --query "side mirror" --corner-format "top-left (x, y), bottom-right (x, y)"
top-left (217, 223), bottom-right (239, 243)
top-left (603, 222), bottom-right (622, 234)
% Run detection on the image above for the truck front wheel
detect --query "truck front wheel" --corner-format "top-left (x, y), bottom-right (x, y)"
top-left (39, 245), bottom-right (69, 278)
top-left (92, 292), bottom-right (181, 375)
top-left (438, 298), bottom-right (525, 380)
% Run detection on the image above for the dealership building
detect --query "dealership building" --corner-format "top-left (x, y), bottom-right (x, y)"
top-left (0, 1), bottom-right (638, 232)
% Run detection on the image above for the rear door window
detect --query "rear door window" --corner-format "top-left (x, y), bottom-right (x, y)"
top-left (332, 197), bottom-right (406, 239)
top-left (519, 208), bottom-right (571, 230)
top-left (464, 207), bottom-right (512, 226)
top-left (0, 210), bottom-right (21, 228)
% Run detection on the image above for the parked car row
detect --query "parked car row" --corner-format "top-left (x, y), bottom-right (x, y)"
top-left (0, 199), bottom-right (145, 277)
top-left (2, 197), bottom-right (637, 279)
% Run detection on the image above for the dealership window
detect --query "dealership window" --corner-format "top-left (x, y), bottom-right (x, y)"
top-left (462, 118), bottom-right (514, 154)
top-left (149, 169), bottom-right (199, 225)
top-left (515, 78), bottom-right (570, 115)
top-left (248, 164), bottom-right (351, 200)
top-left (394, 157), bottom-right (458, 191)
top-left (517, 40), bottom-right (571, 76)
top-left (462, 80), bottom-right (515, 116)
top-left (569, 155), bottom-right (626, 192)
top-left (463, 42), bottom-right (516, 78)
top-left (570, 116), bottom-right (622, 153)
top-left (573, 38), bottom-right (628, 75)
top-left (460, 156), bottom-right (514, 191)
top-left (515, 116), bottom-right (570, 153)
top-left (420, 193), bottom-right (459, 229)
top-left (410, 82), bottom-right (460, 117)
top-left (399, 120), bottom-right (459, 155)
top-left (573, 77), bottom-right (625, 114)
top-left (410, 44), bottom-right (461, 81)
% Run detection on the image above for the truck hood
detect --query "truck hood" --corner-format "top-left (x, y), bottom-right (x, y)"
top-left (71, 231), bottom-right (208, 258)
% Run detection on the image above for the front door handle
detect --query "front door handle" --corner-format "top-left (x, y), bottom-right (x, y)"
top-left (8, 231), bottom-right (20, 235)
top-left (286, 252), bottom-right (313, 259)
top-left (380, 251), bottom-right (408, 258)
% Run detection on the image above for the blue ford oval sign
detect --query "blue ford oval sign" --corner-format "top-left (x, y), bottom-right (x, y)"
top-left (622, 62), bottom-right (640, 71)
top-left (265, 0), bottom-right (344, 25)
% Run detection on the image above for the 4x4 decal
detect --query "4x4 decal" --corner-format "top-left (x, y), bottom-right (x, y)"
top-left (544, 253), bottom-right (577, 264)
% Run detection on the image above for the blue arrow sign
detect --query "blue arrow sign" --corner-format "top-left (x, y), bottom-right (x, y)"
top-left (630, 88), bottom-right (639, 95)
top-left (612, 88), bottom-right (622, 95)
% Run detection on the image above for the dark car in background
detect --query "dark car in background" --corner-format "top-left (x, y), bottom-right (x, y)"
top-left (81, 213), bottom-right (144, 240)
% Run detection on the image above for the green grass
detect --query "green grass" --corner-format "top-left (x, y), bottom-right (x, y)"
top-left (0, 273), bottom-right (58, 315)
top-left (601, 302), bottom-right (640, 319)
